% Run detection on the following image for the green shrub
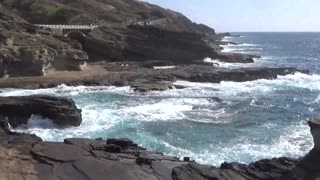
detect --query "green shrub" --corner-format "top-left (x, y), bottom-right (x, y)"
top-left (47, 6), bottom-right (75, 22)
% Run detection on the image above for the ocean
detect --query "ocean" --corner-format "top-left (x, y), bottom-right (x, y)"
top-left (1, 32), bottom-right (320, 166)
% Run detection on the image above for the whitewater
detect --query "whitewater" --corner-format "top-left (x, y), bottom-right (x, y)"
top-left (1, 32), bottom-right (320, 166)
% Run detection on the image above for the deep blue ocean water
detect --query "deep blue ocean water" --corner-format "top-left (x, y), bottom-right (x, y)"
top-left (2, 32), bottom-right (320, 166)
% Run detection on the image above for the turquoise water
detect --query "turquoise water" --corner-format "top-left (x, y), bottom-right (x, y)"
top-left (2, 33), bottom-right (320, 166)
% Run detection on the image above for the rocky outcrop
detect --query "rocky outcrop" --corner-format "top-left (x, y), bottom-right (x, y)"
top-left (282, 120), bottom-right (320, 180)
top-left (0, 5), bottom-right (88, 78)
top-left (0, 62), bottom-right (309, 90)
top-left (85, 25), bottom-right (256, 64)
top-left (216, 52), bottom-right (259, 63)
top-left (84, 25), bottom-right (218, 63)
top-left (172, 157), bottom-right (298, 180)
top-left (0, 95), bottom-right (82, 128)
top-left (0, 0), bottom-right (259, 67)
top-left (166, 65), bottom-right (307, 83)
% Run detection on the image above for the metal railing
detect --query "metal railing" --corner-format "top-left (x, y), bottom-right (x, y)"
top-left (34, 24), bottom-right (99, 30)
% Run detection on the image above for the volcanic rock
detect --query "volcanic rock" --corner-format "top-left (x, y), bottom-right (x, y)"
top-left (0, 95), bottom-right (82, 128)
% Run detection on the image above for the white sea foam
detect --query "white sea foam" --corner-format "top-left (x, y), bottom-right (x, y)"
top-left (12, 115), bottom-right (57, 131)
top-left (142, 121), bottom-right (312, 166)
top-left (122, 98), bottom-right (196, 121)
top-left (204, 57), bottom-right (259, 68)
top-left (0, 85), bottom-right (132, 97)
top-left (154, 66), bottom-right (176, 69)
top-left (238, 43), bottom-right (258, 47)
top-left (173, 72), bottom-right (320, 101)
top-left (221, 36), bottom-right (233, 42)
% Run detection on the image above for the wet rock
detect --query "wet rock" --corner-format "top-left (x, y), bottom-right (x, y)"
top-left (217, 52), bottom-right (258, 63)
top-left (208, 97), bottom-right (223, 103)
top-left (167, 65), bottom-right (307, 83)
top-left (132, 82), bottom-right (176, 92)
top-left (107, 138), bottom-right (135, 148)
top-left (220, 157), bottom-right (298, 180)
top-left (103, 144), bottom-right (122, 153)
top-left (0, 95), bottom-right (82, 128)
top-left (283, 120), bottom-right (320, 179)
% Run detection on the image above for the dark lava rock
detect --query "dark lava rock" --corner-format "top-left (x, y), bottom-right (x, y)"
top-left (173, 162), bottom-right (246, 180)
top-left (104, 144), bottom-right (122, 153)
top-left (32, 142), bottom-right (91, 162)
top-left (167, 65), bottom-right (308, 83)
top-left (220, 157), bottom-right (298, 180)
top-left (137, 152), bottom-right (179, 165)
top-left (132, 82), bottom-right (176, 92)
top-left (0, 115), bottom-right (9, 133)
top-left (216, 52), bottom-right (260, 63)
top-left (107, 138), bottom-right (135, 148)
top-left (0, 95), bottom-right (82, 128)
top-left (282, 120), bottom-right (320, 180)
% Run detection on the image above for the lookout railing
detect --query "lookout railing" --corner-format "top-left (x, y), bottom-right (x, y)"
top-left (34, 24), bottom-right (99, 30)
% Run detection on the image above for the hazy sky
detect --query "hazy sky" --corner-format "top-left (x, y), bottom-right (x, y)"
top-left (144, 0), bottom-right (320, 32)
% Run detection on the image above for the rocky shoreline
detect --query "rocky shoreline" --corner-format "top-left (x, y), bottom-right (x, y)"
top-left (0, 0), bottom-right (319, 179)
top-left (0, 95), bottom-right (319, 180)
top-left (0, 62), bottom-right (309, 92)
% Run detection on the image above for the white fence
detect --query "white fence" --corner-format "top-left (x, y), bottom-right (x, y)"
top-left (34, 24), bottom-right (99, 30)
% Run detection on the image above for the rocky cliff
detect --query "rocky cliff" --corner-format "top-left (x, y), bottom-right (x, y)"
top-left (0, 0), bottom-right (256, 77)
top-left (0, 5), bottom-right (88, 77)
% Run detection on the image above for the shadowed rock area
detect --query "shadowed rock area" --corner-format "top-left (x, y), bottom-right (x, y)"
top-left (0, 95), bottom-right (82, 128)
top-left (0, 96), bottom-right (319, 180)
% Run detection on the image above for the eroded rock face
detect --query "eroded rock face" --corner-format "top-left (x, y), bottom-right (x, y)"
top-left (0, 95), bottom-right (82, 128)
top-left (0, 6), bottom-right (88, 78)
top-left (85, 25), bottom-right (217, 63)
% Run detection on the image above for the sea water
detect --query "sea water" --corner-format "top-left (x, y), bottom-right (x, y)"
top-left (2, 32), bottom-right (320, 166)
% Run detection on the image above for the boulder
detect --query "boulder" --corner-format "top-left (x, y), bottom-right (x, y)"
top-left (283, 120), bottom-right (320, 179)
top-left (0, 95), bottom-right (82, 128)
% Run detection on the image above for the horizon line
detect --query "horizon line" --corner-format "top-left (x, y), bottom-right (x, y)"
top-left (217, 31), bottom-right (320, 33)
